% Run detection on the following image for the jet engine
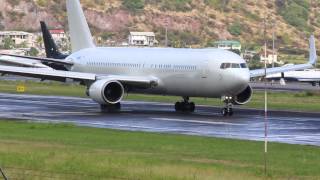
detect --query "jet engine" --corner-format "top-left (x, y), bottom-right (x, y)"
top-left (232, 85), bottom-right (253, 105)
top-left (88, 79), bottom-right (124, 105)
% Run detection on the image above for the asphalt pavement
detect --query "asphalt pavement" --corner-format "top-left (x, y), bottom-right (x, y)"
top-left (0, 93), bottom-right (319, 146)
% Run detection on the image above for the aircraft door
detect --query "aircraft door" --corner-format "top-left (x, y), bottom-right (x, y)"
top-left (201, 60), bottom-right (209, 78)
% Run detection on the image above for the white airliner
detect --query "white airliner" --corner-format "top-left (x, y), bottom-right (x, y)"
top-left (0, 0), bottom-right (317, 116)
top-left (267, 68), bottom-right (320, 87)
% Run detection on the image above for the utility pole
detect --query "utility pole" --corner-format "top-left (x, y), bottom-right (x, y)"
top-left (272, 19), bottom-right (275, 69)
top-left (165, 26), bottom-right (168, 47)
top-left (263, 15), bottom-right (269, 176)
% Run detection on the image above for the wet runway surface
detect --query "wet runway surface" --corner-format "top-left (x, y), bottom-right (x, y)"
top-left (251, 81), bottom-right (320, 92)
top-left (0, 93), bottom-right (319, 146)
top-left (2, 75), bottom-right (320, 92)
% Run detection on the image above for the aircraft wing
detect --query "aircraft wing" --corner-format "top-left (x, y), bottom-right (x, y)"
top-left (250, 35), bottom-right (317, 78)
top-left (0, 54), bottom-right (52, 68)
top-left (0, 65), bottom-right (158, 88)
top-left (0, 53), bottom-right (73, 66)
top-left (250, 64), bottom-right (313, 78)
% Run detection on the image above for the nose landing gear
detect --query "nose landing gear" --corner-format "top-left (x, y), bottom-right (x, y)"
top-left (175, 96), bottom-right (195, 112)
top-left (222, 96), bottom-right (233, 116)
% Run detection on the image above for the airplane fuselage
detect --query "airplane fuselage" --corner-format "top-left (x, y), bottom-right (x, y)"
top-left (68, 47), bottom-right (250, 98)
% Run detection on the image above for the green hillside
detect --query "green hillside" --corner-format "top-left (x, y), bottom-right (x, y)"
top-left (0, 0), bottom-right (319, 50)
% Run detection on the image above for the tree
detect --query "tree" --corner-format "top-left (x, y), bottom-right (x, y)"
top-left (36, 36), bottom-right (43, 48)
top-left (3, 37), bottom-right (15, 49)
top-left (29, 47), bottom-right (39, 56)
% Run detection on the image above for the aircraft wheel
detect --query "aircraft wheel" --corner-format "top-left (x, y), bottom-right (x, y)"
top-left (222, 108), bottom-right (228, 116)
top-left (189, 102), bottom-right (195, 112)
top-left (222, 108), bottom-right (233, 116)
top-left (228, 108), bottom-right (233, 116)
top-left (100, 103), bottom-right (121, 113)
top-left (175, 102), bottom-right (182, 111)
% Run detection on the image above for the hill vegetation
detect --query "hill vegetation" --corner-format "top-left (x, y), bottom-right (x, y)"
top-left (0, 0), bottom-right (319, 50)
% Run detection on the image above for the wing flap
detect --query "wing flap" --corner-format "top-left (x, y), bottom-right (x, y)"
top-left (0, 53), bottom-right (73, 66)
top-left (0, 65), bottom-right (95, 81)
top-left (0, 55), bottom-right (52, 68)
top-left (0, 65), bottom-right (158, 88)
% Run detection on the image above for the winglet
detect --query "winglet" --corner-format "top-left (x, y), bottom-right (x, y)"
top-left (66, 0), bottom-right (95, 53)
top-left (309, 35), bottom-right (317, 65)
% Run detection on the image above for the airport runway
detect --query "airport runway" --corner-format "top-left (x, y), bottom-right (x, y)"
top-left (251, 81), bottom-right (320, 92)
top-left (2, 75), bottom-right (320, 92)
top-left (0, 93), bottom-right (319, 146)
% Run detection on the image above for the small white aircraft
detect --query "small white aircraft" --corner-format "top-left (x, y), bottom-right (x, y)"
top-left (267, 68), bottom-right (320, 87)
top-left (0, 0), bottom-right (317, 116)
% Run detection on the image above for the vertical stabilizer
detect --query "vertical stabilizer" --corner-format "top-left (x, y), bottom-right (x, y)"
top-left (66, 0), bottom-right (95, 52)
top-left (309, 35), bottom-right (317, 65)
top-left (40, 21), bottom-right (68, 59)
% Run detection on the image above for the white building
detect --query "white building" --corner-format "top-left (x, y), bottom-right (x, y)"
top-left (260, 49), bottom-right (283, 65)
top-left (49, 29), bottom-right (67, 41)
top-left (0, 31), bottom-right (35, 47)
top-left (128, 32), bottom-right (157, 46)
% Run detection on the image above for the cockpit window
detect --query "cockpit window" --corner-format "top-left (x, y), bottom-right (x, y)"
top-left (231, 63), bottom-right (240, 68)
top-left (240, 63), bottom-right (248, 68)
top-left (220, 63), bottom-right (230, 69)
top-left (220, 63), bottom-right (243, 69)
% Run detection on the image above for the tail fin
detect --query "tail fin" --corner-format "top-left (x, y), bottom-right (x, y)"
top-left (309, 35), bottom-right (317, 65)
top-left (40, 21), bottom-right (68, 59)
top-left (66, 0), bottom-right (95, 52)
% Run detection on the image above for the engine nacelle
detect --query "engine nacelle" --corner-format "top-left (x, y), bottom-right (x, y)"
top-left (88, 79), bottom-right (124, 105)
top-left (233, 85), bottom-right (253, 105)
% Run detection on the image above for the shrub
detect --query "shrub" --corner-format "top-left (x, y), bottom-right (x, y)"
top-left (159, 0), bottom-right (192, 12)
top-left (122, 0), bottom-right (145, 12)
top-left (3, 37), bottom-right (15, 49)
top-left (167, 30), bottom-right (201, 47)
top-left (7, 0), bottom-right (20, 6)
top-left (204, 0), bottom-right (230, 11)
top-left (29, 47), bottom-right (39, 57)
top-left (276, 0), bottom-right (311, 32)
top-left (228, 22), bottom-right (242, 36)
top-left (36, 0), bottom-right (48, 7)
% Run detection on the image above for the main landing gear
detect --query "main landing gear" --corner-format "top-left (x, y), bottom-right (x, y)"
top-left (222, 96), bottom-right (233, 116)
top-left (100, 103), bottom-right (121, 113)
top-left (175, 96), bottom-right (195, 112)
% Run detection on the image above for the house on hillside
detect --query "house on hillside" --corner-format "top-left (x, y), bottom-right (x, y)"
top-left (260, 49), bottom-right (283, 65)
top-left (128, 32), bottom-right (158, 46)
top-left (213, 40), bottom-right (241, 51)
top-left (49, 29), bottom-right (67, 40)
top-left (0, 31), bottom-right (35, 48)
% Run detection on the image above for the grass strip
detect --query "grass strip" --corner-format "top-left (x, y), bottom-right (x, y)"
top-left (0, 120), bottom-right (319, 180)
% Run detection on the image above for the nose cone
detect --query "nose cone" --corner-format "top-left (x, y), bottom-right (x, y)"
top-left (225, 70), bottom-right (250, 94)
top-left (237, 71), bottom-right (250, 85)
